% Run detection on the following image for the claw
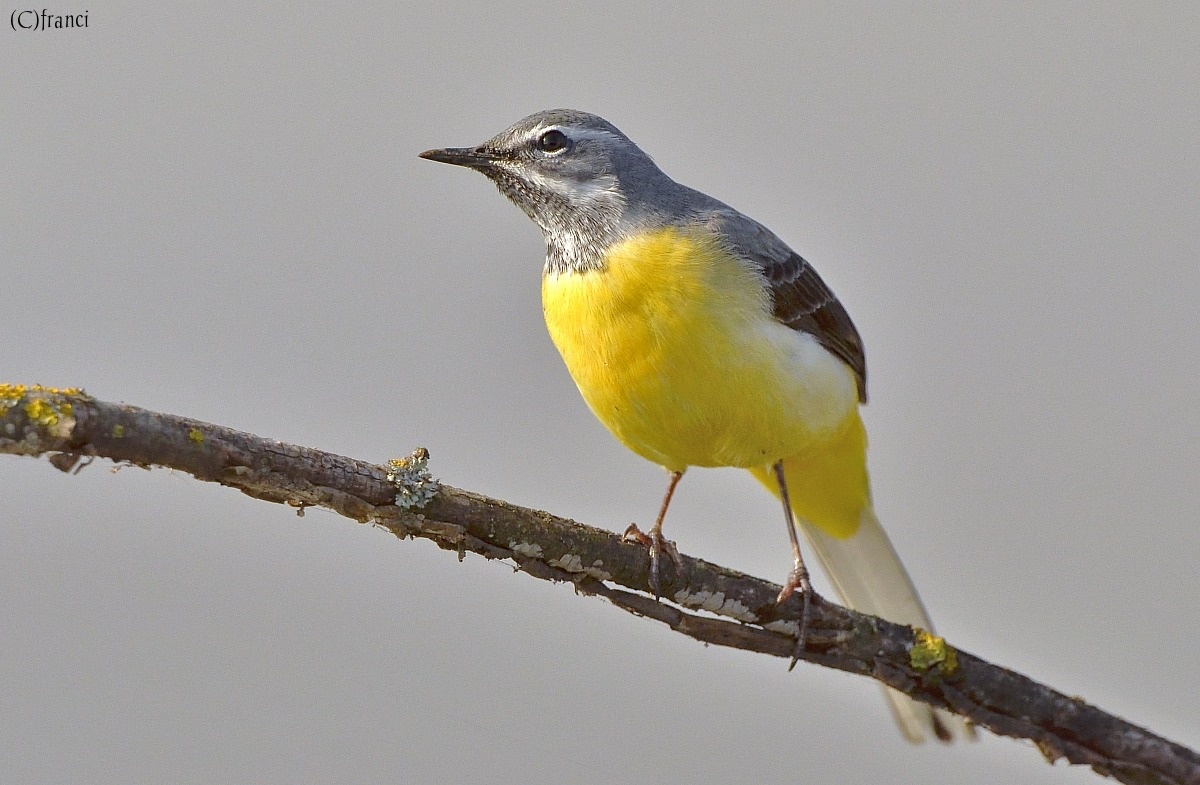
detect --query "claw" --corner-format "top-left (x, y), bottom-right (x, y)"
top-left (623, 522), bottom-right (682, 597)
top-left (777, 563), bottom-right (812, 670)
top-left (623, 470), bottom-right (687, 598)
top-left (771, 459), bottom-right (816, 670)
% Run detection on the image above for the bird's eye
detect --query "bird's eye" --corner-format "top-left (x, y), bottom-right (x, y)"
top-left (536, 129), bottom-right (569, 153)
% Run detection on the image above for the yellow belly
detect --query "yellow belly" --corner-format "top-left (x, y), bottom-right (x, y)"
top-left (540, 226), bottom-right (859, 471)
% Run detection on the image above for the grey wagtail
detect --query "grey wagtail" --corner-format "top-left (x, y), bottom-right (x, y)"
top-left (421, 109), bottom-right (971, 742)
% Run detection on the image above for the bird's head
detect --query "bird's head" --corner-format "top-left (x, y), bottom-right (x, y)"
top-left (421, 109), bottom-right (673, 270)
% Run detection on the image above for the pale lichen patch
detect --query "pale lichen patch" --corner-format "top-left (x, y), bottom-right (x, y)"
top-left (548, 553), bottom-right (585, 573)
top-left (584, 559), bottom-right (612, 581)
top-left (764, 619), bottom-right (801, 636)
top-left (672, 588), bottom-right (757, 622)
top-left (509, 541), bottom-right (544, 558)
top-left (385, 448), bottom-right (440, 509)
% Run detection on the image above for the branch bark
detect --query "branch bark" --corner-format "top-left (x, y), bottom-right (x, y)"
top-left (2, 384), bottom-right (1197, 785)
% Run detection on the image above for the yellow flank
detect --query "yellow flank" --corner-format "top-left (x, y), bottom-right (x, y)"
top-left (540, 225), bottom-right (861, 514)
top-left (748, 411), bottom-right (869, 539)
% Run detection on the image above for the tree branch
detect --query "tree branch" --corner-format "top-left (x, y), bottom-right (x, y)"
top-left (2, 384), bottom-right (1197, 785)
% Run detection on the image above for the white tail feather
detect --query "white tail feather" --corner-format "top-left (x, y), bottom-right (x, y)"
top-left (799, 507), bottom-right (974, 743)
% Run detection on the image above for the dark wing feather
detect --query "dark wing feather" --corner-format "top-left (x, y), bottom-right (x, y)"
top-left (705, 209), bottom-right (867, 403)
top-left (763, 250), bottom-right (867, 402)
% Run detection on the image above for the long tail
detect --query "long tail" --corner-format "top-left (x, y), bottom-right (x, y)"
top-left (750, 412), bottom-right (974, 743)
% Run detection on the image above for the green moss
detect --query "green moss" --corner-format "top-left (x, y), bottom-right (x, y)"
top-left (909, 629), bottom-right (959, 674)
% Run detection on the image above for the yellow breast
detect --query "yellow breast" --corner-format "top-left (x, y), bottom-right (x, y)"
top-left (541, 226), bottom-right (858, 471)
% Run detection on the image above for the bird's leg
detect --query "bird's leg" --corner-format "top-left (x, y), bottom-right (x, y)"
top-left (622, 469), bottom-right (686, 597)
top-left (772, 461), bottom-right (812, 668)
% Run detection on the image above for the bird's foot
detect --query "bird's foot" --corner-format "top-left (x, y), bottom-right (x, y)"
top-left (622, 523), bottom-right (683, 598)
top-left (777, 564), bottom-right (812, 670)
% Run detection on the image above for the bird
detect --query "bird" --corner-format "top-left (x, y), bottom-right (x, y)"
top-left (420, 109), bottom-right (971, 742)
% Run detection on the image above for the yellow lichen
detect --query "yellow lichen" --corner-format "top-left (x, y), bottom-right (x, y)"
top-left (24, 399), bottom-right (61, 427)
top-left (909, 629), bottom-right (959, 674)
top-left (0, 383), bottom-right (84, 398)
top-left (188, 427), bottom-right (204, 445)
top-left (0, 384), bottom-right (86, 418)
top-left (0, 384), bottom-right (22, 417)
top-left (112, 424), bottom-right (125, 438)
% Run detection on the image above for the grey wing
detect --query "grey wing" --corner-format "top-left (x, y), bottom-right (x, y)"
top-left (709, 210), bottom-right (868, 403)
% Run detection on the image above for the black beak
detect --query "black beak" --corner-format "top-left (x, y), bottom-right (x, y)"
top-left (418, 146), bottom-right (495, 169)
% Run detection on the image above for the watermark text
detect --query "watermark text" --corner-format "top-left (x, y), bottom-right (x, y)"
top-left (11, 9), bottom-right (88, 31)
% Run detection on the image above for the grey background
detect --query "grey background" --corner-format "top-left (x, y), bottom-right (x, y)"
top-left (4, 4), bottom-right (1198, 784)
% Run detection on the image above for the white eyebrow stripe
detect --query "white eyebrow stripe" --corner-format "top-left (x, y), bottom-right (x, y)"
top-left (526, 125), bottom-right (621, 145)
